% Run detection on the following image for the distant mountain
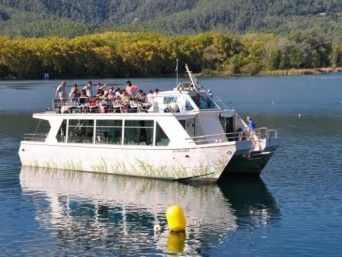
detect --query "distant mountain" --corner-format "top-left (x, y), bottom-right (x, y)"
top-left (0, 0), bottom-right (341, 40)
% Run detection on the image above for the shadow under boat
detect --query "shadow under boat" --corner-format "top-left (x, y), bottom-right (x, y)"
top-left (19, 167), bottom-right (280, 254)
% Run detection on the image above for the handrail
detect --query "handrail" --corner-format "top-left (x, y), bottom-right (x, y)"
top-left (253, 127), bottom-right (278, 139)
top-left (52, 97), bottom-right (153, 114)
top-left (186, 131), bottom-right (248, 145)
top-left (186, 128), bottom-right (277, 145)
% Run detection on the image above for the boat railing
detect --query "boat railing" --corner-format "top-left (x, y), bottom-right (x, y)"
top-left (213, 95), bottom-right (232, 110)
top-left (186, 127), bottom-right (277, 145)
top-left (253, 127), bottom-right (278, 139)
top-left (52, 97), bottom-right (152, 114)
top-left (23, 133), bottom-right (47, 142)
top-left (186, 131), bottom-right (249, 145)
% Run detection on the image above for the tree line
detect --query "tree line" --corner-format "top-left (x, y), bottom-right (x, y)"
top-left (0, 0), bottom-right (340, 40)
top-left (0, 31), bottom-right (341, 79)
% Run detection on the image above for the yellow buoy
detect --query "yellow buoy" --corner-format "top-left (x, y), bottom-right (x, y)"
top-left (167, 231), bottom-right (186, 254)
top-left (166, 205), bottom-right (186, 232)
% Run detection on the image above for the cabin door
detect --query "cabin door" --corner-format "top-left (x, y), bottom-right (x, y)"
top-left (224, 117), bottom-right (234, 134)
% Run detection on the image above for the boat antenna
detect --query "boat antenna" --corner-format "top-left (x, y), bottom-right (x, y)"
top-left (175, 59), bottom-right (179, 86)
top-left (185, 64), bottom-right (201, 91)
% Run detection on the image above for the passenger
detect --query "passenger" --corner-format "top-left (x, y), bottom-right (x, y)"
top-left (246, 116), bottom-right (256, 130)
top-left (69, 83), bottom-right (80, 100)
top-left (88, 97), bottom-right (99, 112)
top-left (55, 81), bottom-right (66, 100)
top-left (194, 94), bottom-right (201, 106)
top-left (146, 90), bottom-right (154, 105)
top-left (96, 89), bottom-right (105, 98)
top-left (136, 90), bottom-right (146, 103)
top-left (83, 81), bottom-right (93, 97)
top-left (100, 91), bottom-right (111, 112)
top-left (153, 88), bottom-right (159, 96)
top-left (125, 80), bottom-right (138, 97)
top-left (115, 88), bottom-right (121, 97)
top-left (96, 83), bottom-right (105, 95)
top-left (121, 91), bottom-right (131, 112)
top-left (79, 90), bottom-right (89, 112)
top-left (108, 88), bottom-right (115, 100)
top-left (193, 93), bottom-right (207, 109)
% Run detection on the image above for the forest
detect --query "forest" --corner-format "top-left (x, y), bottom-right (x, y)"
top-left (0, 31), bottom-right (341, 79)
top-left (0, 0), bottom-right (341, 41)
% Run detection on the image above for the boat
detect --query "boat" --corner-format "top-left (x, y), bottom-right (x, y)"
top-left (19, 65), bottom-right (279, 181)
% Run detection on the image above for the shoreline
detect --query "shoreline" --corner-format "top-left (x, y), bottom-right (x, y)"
top-left (199, 67), bottom-right (342, 77)
top-left (0, 67), bottom-right (341, 81)
top-left (258, 67), bottom-right (342, 76)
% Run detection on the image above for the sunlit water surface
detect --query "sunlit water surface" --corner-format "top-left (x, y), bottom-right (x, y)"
top-left (0, 74), bottom-right (341, 256)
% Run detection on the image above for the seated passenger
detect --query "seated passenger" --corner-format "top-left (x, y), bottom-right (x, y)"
top-left (88, 97), bottom-right (99, 112)
top-left (115, 88), bottom-right (121, 97)
top-left (100, 91), bottom-right (111, 113)
top-left (120, 91), bottom-right (131, 112)
top-left (194, 94), bottom-right (201, 106)
top-left (108, 88), bottom-right (114, 100)
top-left (136, 90), bottom-right (146, 103)
top-left (153, 88), bottom-right (159, 96)
top-left (78, 90), bottom-right (89, 112)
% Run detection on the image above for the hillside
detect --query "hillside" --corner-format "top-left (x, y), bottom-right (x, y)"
top-left (0, 0), bottom-right (341, 40)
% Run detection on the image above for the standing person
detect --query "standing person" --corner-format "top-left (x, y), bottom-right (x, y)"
top-left (69, 83), bottom-right (80, 100)
top-left (96, 82), bottom-right (106, 95)
top-left (125, 80), bottom-right (138, 97)
top-left (146, 90), bottom-right (154, 105)
top-left (246, 116), bottom-right (256, 130)
top-left (55, 81), bottom-right (66, 100)
top-left (83, 81), bottom-right (93, 97)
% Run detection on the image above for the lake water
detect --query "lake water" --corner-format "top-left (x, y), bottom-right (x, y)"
top-left (0, 74), bottom-right (341, 256)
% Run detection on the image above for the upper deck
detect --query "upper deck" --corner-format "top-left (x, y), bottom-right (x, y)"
top-left (50, 64), bottom-right (233, 118)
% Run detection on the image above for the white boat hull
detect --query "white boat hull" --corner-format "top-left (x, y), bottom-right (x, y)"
top-left (19, 141), bottom-right (236, 181)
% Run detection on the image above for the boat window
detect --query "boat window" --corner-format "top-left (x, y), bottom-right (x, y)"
top-left (155, 123), bottom-right (170, 146)
top-left (67, 119), bottom-right (94, 144)
top-left (191, 94), bottom-right (216, 109)
top-left (57, 119), bottom-right (67, 143)
top-left (185, 100), bottom-right (194, 111)
top-left (179, 120), bottom-right (186, 129)
top-left (178, 119), bottom-right (195, 137)
top-left (124, 120), bottom-right (154, 146)
top-left (95, 120), bottom-right (122, 145)
top-left (164, 96), bottom-right (177, 104)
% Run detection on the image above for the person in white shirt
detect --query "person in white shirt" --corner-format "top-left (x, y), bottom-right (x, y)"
top-left (55, 81), bottom-right (66, 100)
top-left (146, 90), bottom-right (154, 105)
top-left (83, 81), bottom-right (93, 97)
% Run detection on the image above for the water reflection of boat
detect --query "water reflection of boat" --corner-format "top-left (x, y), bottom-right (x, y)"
top-left (20, 167), bottom-right (280, 255)
top-left (218, 177), bottom-right (280, 227)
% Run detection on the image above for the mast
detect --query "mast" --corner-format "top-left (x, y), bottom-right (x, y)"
top-left (185, 64), bottom-right (201, 91)
top-left (175, 59), bottom-right (179, 86)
